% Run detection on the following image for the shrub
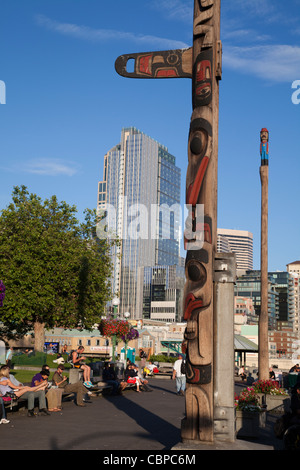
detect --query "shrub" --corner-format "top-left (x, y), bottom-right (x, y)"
top-left (149, 354), bottom-right (177, 364)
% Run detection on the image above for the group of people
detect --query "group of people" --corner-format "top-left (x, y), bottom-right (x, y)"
top-left (0, 359), bottom-right (94, 424)
top-left (102, 353), bottom-right (186, 396)
top-left (101, 358), bottom-right (153, 393)
top-left (124, 360), bottom-right (153, 392)
top-left (1, 345), bottom-right (187, 425)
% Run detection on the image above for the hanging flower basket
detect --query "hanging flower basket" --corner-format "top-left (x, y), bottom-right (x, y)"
top-left (0, 281), bottom-right (6, 307)
top-left (98, 318), bottom-right (131, 338)
top-left (122, 327), bottom-right (139, 342)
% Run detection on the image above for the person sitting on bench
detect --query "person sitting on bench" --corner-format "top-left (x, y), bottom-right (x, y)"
top-left (52, 364), bottom-right (92, 407)
top-left (71, 346), bottom-right (92, 388)
top-left (124, 364), bottom-right (152, 392)
top-left (5, 365), bottom-right (49, 418)
top-left (0, 365), bottom-right (49, 416)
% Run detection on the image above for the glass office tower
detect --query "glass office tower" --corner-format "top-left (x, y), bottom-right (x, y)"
top-left (98, 127), bottom-right (181, 318)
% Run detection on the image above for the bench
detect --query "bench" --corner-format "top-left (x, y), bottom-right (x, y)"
top-left (3, 381), bottom-right (114, 412)
top-left (153, 371), bottom-right (173, 379)
top-left (3, 395), bottom-right (26, 411)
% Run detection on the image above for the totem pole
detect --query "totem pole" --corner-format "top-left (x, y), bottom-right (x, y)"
top-left (259, 128), bottom-right (269, 381)
top-left (115, 0), bottom-right (221, 444)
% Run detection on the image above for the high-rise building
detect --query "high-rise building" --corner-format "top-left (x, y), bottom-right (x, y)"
top-left (235, 270), bottom-right (279, 329)
top-left (217, 228), bottom-right (253, 274)
top-left (97, 127), bottom-right (181, 318)
top-left (235, 269), bottom-right (296, 331)
top-left (137, 265), bottom-right (185, 323)
top-left (269, 271), bottom-right (295, 328)
top-left (287, 261), bottom-right (300, 335)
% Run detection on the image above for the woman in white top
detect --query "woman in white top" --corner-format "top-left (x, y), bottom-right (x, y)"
top-left (0, 365), bottom-right (48, 399)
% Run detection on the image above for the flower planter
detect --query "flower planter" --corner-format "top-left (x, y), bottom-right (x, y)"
top-left (235, 410), bottom-right (260, 438)
top-left (265, 394), bottom-right (291, 413)
top-left (256, 393), bottom-right (266, 406)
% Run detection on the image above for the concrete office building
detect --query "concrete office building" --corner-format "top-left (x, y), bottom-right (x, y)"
top-left (97, 127), bottom-right (181, 318)
top-left (217, 228), bottom-right (253, 274)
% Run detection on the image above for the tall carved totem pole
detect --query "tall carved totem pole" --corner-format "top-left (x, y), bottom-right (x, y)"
top-left (115, 0), bottom-right (222, 443)
top-left (259, 128), bottom-right (270, 381)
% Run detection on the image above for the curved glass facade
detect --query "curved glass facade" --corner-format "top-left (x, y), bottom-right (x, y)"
top-left (98, 127), bottom-right (181, 318)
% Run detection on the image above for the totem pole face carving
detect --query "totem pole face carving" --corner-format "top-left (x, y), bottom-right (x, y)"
top-left (193, 51), bottom-right (213, 108)
top-left (260, 128), bottom-right (269, 142)
top-left (260, 128), bottom-right (269, 165)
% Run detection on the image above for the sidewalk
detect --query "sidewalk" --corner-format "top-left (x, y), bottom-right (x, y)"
top-left (0, 378), bottom-right (283, 451)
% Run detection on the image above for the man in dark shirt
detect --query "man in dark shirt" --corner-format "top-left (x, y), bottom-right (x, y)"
top-left (102, 363), bottom-right (121, 394)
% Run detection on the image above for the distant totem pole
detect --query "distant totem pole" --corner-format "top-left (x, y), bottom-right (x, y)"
top-left (259, 128), bottom-right (269, 381)
top-left (115, 0), bottom-right (221, 443)
top-left (260, 128), bottom-right (269, 166)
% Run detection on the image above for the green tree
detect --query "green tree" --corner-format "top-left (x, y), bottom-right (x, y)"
top-left (0, 186), bottom-right (114, 351)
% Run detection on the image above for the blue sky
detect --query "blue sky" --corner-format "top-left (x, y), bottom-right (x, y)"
top-left (1, 0), bottom-right (299, 272)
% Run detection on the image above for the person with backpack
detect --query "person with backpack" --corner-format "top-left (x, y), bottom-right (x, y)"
top-left (69, 346), bottom-right (92, 388)
top-left (172, 354), bottom-right (186, 396)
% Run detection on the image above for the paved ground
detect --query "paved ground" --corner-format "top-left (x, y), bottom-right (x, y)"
top-left (0, 378), bottom-right (284, 452)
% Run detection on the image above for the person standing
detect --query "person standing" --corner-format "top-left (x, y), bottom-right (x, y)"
top-left (5, 347), bottom-right (13, 368)
top-left (139, 348), bottom-right (147, 374)
top-left (172, 354), bottom-right (186, 396)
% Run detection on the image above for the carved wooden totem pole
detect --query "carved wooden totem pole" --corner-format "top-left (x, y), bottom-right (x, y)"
top-left (259, 128), bottom-right (269, 381)
top-left (115, 0), bottom-right (221, 443)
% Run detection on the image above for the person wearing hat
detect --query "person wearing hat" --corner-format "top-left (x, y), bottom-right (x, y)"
top-left (52, 364), bottom-right (91, 407)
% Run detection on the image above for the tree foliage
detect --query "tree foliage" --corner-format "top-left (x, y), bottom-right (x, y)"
top-left (0, 186), bottom-right (114, 347)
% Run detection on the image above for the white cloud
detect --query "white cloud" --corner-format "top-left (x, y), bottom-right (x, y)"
top-left (35, 14), bottom-right (189, 49)
top-left (22, 158), bottom-right (79, 177)
top-left (223, 44), bottom-right (300, 82)
top-left (222, 29), bottom-right (271, 43)
top-left (150, 0), bottom-right (193, 23)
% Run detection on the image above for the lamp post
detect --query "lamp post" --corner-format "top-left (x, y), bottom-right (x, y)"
top-left (124, 311), bottom-right (130, 364)
top-left (111, 297), bottom-right (120, 361)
